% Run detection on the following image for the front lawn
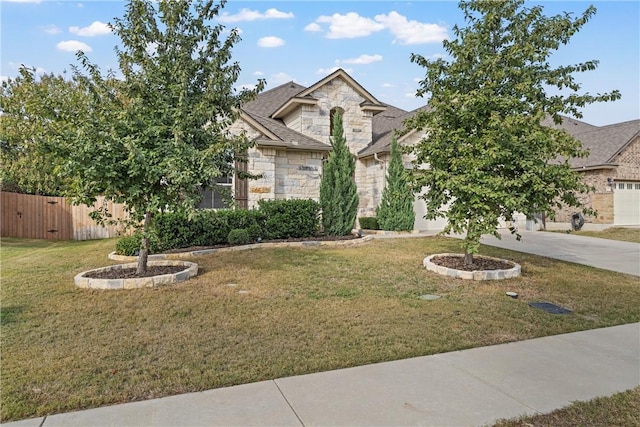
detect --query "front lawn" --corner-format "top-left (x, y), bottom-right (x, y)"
top-left (2, 236), bottom-right (639, 422)
top-left (549, 226), bottom-right (640, 243)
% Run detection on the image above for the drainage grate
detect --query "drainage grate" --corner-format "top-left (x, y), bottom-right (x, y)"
top-left (528, 302), bottom-right (572, 315)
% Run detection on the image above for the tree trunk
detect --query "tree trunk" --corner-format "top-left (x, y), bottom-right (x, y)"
top-left (136, 211), bottom-right (153, 275)
top-left (464, 251), bottom-right (474, 266)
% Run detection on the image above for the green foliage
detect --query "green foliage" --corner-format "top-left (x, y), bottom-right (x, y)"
top-left (319, 111), bottom-right (359, 236)
top-left (115, 232), bottom-right (159, 256)
top-left (227, 229), bottom-right (252, 245)
top-left (58, 0), bottom-right (264, 271)
top-left (258, 199), bottom-right (320, 239)
top-left (406, 0), bottom-right (620, 262)
top-left (358, 217), bottom-right (379, 230)
top-left (0, 69), bottom-right (89, 196)
top-left (141, 199), bottom-right (320, 251)
top-left (376, 137), bottom-right (415, 231)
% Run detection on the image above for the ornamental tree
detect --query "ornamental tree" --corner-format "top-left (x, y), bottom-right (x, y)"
top-left (65, 0), bottom-right (263, 273)
top-left (376, 136), bottom-right (415, 231)
top-left (320, 111), bottom-right (359, 236)
top-left (406, 0), bottom-right (620, 265)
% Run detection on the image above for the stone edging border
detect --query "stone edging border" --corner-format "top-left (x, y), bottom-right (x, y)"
top-left (108, 235), bottom-right (374, 262)
top-left (75, 260), bottom-right (198, 290)
top-left (423, 253), bottom-right (521, 281)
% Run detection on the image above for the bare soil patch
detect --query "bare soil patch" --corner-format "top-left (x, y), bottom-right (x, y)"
top-left (83, 265), bottom-right (186, 279)
top-left (431, 255), bottom-right (514, 271)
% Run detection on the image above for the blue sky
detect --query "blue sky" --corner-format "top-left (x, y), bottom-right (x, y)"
top-left (1, 0), bottom-right (638, 126)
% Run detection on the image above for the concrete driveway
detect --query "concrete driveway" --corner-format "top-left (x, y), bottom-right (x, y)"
top-left (479, 230), bottom-right (640, 277)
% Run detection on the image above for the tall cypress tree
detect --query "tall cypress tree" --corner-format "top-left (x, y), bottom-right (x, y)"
top-left (377, 136), bottom-right (415, 231)
top-left (320, 111), bottom-right (359, 236)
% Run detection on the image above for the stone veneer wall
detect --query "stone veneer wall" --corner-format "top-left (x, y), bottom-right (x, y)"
top-left (244, 147), bottom-right (324, 209)
top-left (296, 76), bottom-right (374, 156)
top-left (274, 150), bottom-right (324, 201)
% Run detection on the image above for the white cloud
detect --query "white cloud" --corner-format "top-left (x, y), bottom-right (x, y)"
top-left (308, 11), bottom-right (447, 44)
top-left (317, 67), bottom-right (352, 75)
top-left (3, 0), bottom-right (42, 3)
top-left (341, 54), bottom-right (383, 65)
top-left (41, 24), bottom-right (61, 35)
top-left (253, 71), bottom-right (264, 76)
top-left (375, 12), bottom-right (447, 45)
top-left (269, 72), bottom-right (294, 86)
top-left (258, 36), bottom-right (285, 48)
top-left (56, 40), bottom-right (92, 52)
top-left (304, 22), bottom-right (322, 33)
top-left (315, 13), bottom-right (385, 39)
top-left (69, 21), bottom-right (111, 37)
top-left (382, 83), bottom-right (395, 88)
top-left (219, 8), bottom-right (294, 23)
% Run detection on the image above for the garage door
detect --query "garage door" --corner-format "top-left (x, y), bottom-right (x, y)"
top-left (614, 181), bottom-right (640, 225)
top-left (413, 190), bottom-right (449, 231)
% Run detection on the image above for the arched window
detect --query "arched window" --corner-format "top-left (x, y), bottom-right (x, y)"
top-left (329, 107), bottom-right (344, 136)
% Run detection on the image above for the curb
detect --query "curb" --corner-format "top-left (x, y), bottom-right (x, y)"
top-left (423, 253), bottom-right (521, 281)
top-left (74, 260), bottom-right (198, 290)
top-left (109, 235), bottom-right (374, 262)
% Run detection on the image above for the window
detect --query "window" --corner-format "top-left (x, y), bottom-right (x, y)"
top-left (627, 183), bottom-right (633, 189)
top-left (197, 175), bottom-right (232, 209)
top-left (329, 107), bottom-right (344, 136)
top-left (635, 184), bottom-right (640, 190)
top-left (618, 183), bottom-right (625, 190)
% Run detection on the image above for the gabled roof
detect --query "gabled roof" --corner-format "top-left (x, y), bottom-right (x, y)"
top-left (240, 81), bottom-right (331, 152)
top-left (271, 68), bottom-right (387, 120)
top-left (569, 119), bottom-right (640, 168)
top-left (359, 105), bottom-right (430, 157)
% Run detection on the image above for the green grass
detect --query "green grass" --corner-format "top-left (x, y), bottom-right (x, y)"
top-left (493, 387), bottom-right (640, 427)
top-left (549, 226), bottom-right (640, 243)
top-left (2, 236), bottom-right (640, 422)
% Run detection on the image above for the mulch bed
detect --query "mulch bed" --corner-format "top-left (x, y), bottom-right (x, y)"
top-left (431, 255), bottom-right (514, 271)
top-left (83, 266), bottom-right (187, 280)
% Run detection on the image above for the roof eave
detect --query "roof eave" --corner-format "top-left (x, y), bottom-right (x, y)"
top-left (271, 97), bottom-right (318, 120)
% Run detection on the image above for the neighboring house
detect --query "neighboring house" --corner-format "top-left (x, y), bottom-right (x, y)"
top-left (547, 117), bottom-right (640, 226)
top-left (218, 68), bottom-right (638, 229)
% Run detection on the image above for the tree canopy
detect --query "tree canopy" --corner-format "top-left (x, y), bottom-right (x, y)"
top-left (66, 0), bottom-right (263, 272)
top-left (0, 69), bottom-right (89, 196)
top-left (406, 0), bottom-right (620, 264)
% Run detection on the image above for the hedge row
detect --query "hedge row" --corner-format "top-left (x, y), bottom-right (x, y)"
top-left (116, 199), bottom-right (321, 255)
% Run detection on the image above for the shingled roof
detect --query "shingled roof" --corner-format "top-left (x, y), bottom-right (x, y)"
top-left (568, 119), bottom-right (640, 168)
top-left (240, 81), bottom-right (331, 151)
top-left (239, 72), bottom-right (638, 169)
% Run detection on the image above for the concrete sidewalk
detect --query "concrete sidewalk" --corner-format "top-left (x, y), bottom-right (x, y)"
top-left (477, 230), bottom-right (640, 276)
top-left (5, 323), bottom-right (639, 427)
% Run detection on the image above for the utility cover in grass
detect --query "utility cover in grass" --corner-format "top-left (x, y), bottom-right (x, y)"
top-left (420, 294), bottom-right (441, 301)
top-left (529, 302), bottom-right (572, 315)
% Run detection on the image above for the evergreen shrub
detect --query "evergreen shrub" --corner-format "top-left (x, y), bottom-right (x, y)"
top-left (358, 217), bottom-right (379, 230)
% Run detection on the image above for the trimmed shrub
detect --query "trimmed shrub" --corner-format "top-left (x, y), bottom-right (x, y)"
top-left (358, 217), bottom-right (379, 230)
top-left (258, 199), bottom-right (320, 239)
top-left (227, 228), bottom-right (252, 245)
top-left (115, 232), bottom-right (159, 256)
top-left (376, 136), bottom-right (415, 231)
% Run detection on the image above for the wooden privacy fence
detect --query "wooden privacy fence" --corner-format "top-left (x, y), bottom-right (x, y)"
top-left (1, 192), bottom-right (129, 241)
